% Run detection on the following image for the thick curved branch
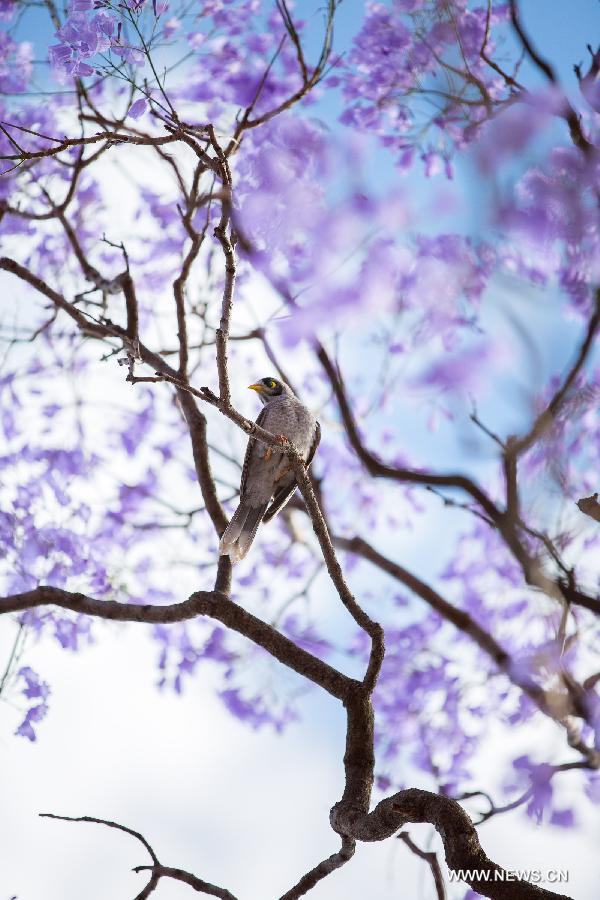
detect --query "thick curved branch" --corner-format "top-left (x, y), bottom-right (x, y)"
top-left (330, 789), bottom-right (572, 900)
top-left (1, 586), bottom-right (350, 701)
top-left (328, 639), bottom-right (577, 900)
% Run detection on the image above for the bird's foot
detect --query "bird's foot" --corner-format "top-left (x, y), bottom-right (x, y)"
top-left (264, 436), bottom-right (289, 462)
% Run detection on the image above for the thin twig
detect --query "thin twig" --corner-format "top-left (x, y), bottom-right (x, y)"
top-left (398, 831), bottom-right (446, 900)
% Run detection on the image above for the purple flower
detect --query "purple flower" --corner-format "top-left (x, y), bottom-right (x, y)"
top-left (0, 34), bottom-right (33, 92)
top-left (422, 150), bottom-right (444, 178)
top-left (585, 775), bottom-right (600, 803)
top-left (412, 341), bottom-right (505, 396)
top-left (18, 666), bottom-right (50, 700)
top-left (15, 668), bottom-right (50, 741)
top-left (219, 688), bottom-right (296, 732)
top-left (127, 97), bottom-right (148, 119)
top-left (0, 0), bottom-right (16, 21)
top-left (475, 88), bottom-right (566, 174)
top-left (550, 809), bottom-right (575, 828)
top-left (512, 756), bottom-right (560, 824)
top-left (48, 43), bottom-right (73, 68)
top-left (49, 9), bottom-right (117, 78)
top-left (112, 45), bottom-right (144, 66)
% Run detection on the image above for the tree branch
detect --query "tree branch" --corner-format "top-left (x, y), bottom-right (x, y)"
top-left (0, 129), bottom-right (182, 162)
top-left (316, 342), bottom-right (501, 523)
top-left (1, 585), bottom-right (350, 701)
top-left (278, 837), bottom-right (355, 900)
top-left (316, 340), bottom-right (600, 618)
top-left (334, 533), bottom-right (600, 764)
top-left (40, 813), bottom-right (238, 900)
top-left (133, 865), bottom-right (238, 900)
top-left (508, 288), bottom-right (600, 460)
top-left (331, 788), bottom-right (572, 899)
top-left (177, 389), bottom-right (229, 536)
top-left (508, 0), bottom-right (592, 153)
top-left (398, 831), bottom-right (446, 900)
top-left (577, 493), bottom-right (600, 524)
top-left (291, 459), bottom-right (384, 692)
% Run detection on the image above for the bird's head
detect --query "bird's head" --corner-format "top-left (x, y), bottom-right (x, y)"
top-left (248, 376), bottom-right (291, 405)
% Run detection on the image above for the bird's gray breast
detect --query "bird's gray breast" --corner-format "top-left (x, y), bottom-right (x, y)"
top-left (242, 398), bottom-right (316, 505)
top-left (262, 397), bottom-right (316, 457)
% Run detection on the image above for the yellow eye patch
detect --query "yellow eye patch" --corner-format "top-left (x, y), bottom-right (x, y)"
top-left (267, 379), bottom-right (277, 389)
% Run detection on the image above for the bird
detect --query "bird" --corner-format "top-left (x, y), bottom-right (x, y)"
top-left (219, 376), bottom-right (321, 563)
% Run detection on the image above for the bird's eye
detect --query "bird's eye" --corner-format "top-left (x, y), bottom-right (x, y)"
top-left (267, 379), bottom-right (277, 389)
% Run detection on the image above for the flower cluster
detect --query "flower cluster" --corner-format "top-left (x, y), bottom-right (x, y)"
top-left (0, 32), bottom-right (33, 94)
top-left (15, 667), bottom-right (50, 742)
top-left (510, 756), bottom-right (575, 827)
top-left (340, 1), bottom-right (512, 169)
top-left (49, 8), bottom-right (117, 77)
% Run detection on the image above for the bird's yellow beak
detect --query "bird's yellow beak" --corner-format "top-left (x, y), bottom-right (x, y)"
top-left (248, 382), bottom-right (265, 393)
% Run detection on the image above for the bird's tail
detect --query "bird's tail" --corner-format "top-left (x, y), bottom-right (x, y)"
top-left (219, 500), bottom-right (269, 563)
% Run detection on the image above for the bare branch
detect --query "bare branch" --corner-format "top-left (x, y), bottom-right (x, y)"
top-left (398, 831), bottom-right (446, 900)
top-left (1, 585), bottom-right (350, 701)
top-left (133, 865), bottom-right (238, 900)
top-left (508, 0), bottom-right (592, 153)
top-left (40, 813), bottom-right (238, 900)
top-left (177, 390), bottom-right (229, 536)
top-left (508, 289), bottom-right (600, 460)
top-left (290, 459), bottom-right (385, 692)
top-left (39, 813), bottom-right (159, 864)
top-left (316, 342), bottom-right (502, 522)
top-left (278, 837), bottom-right (355, 900)
top-left (213, 216), bottom-right (236, 405)
top-left (0, 256), bottom-right (108, 338)
top-left (0, 129), bottom-right (182, 162)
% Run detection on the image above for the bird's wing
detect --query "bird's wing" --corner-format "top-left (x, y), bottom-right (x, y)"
top-left (240, 406), bottom-right (268, 498)
top-left (263, 420), bottom-right (321, 523)
top-left (306, 419), bottom-right (321, 467)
